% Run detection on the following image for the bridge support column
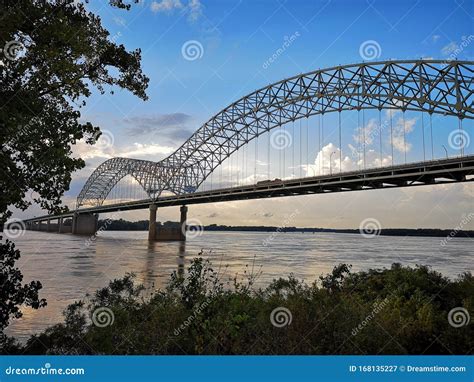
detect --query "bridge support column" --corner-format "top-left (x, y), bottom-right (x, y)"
top-left (72, 213), bottom-right (98, 235)
top-left (180, 205), bottom-right (188, 241)
top-left (47, 219), bottom-right (51, 232)
top-left (148, 204), bottom-right (157, 241)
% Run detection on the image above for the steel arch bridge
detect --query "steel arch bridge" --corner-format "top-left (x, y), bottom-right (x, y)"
top-left (77, 60), bottom-right (474, 208)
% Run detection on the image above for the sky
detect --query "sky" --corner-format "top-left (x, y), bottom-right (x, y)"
top-left (21, 0), bottom-right (474, 229)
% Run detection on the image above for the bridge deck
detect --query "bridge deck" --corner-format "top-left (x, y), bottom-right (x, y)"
top-left (24, 155), bottom-right (474, 223)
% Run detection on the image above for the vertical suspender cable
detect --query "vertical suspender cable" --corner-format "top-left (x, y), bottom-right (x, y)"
top-left (321, 113), bottom-right (324, 174)
top-left (403, 111), bottom-right (407, 164)
top-left (299, 119), bottom-right (302, 178)
top-left (430, 113), bottom-right (434, 160)
top-left (338, 111), bottom-right (342, 172)
top-left (318, 113), bottom-right (321, 175)
top-left (362, 109), bottom-right (366, 169)
top-left (421, 112), bottom-right (426, 161)
top-left (390, 110), bottom-right (394, 166)
top-left (282, 125), bottom-right (285, 179)
top-left (379, 109), bottom-right (382, 166)
top-left (267, 129), bottom-right (270, 179)
top-left (358, 110), bottom-right (361, 169)
top-left (254, 135), bottom-right (258, 182)
top-left (291, 121), bottom-right (295, 178)
top-left (306, 116), bottom-right (309, 176)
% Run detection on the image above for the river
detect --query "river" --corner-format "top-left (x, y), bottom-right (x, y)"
top-left (5, 230), bottom-right (473, 341)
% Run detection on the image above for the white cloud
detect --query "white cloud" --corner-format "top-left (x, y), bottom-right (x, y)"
top-left (150, 0), bottom-right (183, 13)
top-left (72, 139), bottom-right (175, 161)
top-left (392, 116), bottom-right (416, 153)
top-left (150, 0), bottom-right (202, 22)
top-left (187, 0), bottom-right (203, 22)
top-left (118, 143), bottom-right (175, 158)
top-left (441, 41), bottom-right (458, 55)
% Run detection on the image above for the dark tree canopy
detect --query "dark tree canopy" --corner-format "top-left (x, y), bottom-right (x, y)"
top-left (0, 240), bottom-right (47, 333)
top-left (0, 0), bottom-right (149, 221)
top-left (0, 0), bottom-right (148, 337)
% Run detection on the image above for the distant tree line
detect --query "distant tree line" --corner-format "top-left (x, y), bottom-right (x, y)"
top-left (98, 219), bottom-right (474, 238)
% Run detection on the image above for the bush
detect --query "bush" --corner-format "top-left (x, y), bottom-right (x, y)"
top-left (19, 256), bottom-right (474, 355)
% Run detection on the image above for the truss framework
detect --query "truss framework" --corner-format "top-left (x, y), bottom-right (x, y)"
top-left (77, 60), bottom-right (474, 207)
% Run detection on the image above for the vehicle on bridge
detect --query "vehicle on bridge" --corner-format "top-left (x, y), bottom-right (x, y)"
top-left (256, 179), bottom-right (283, 186)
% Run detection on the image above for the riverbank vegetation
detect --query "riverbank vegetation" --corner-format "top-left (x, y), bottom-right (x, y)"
top-left (4, 257), bottom-right (473, 355)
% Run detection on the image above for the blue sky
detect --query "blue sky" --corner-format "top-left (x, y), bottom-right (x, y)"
top-left (22, 0), bottom-right (474, 229)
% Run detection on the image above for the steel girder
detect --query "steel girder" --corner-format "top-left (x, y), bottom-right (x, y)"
top-left (77, 60), bottom-right (474, 207)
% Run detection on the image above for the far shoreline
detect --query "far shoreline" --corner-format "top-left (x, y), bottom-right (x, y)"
top-left (96, 219), bottom-right (474, 239)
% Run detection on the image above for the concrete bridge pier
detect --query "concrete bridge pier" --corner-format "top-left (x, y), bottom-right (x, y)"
top-left (180, 205), bottom-right (188, 241)
top-left (72, 213), bottom-right (98, 235)
top-left (148, 204), bottom-right (188, 241)
top-left (148, 204), bottom-right (157, 241)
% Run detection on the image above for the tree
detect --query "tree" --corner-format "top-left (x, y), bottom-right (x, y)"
top-left (0, 0), bottom-right (149, 334)
top-left (0, 240), bottom-right (47, 332)
top-left (0, 0), bottom-right (149, 221)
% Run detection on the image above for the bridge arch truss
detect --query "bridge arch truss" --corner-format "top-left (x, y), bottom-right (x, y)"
top-left (77, 60), bottom-right (474, 208)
